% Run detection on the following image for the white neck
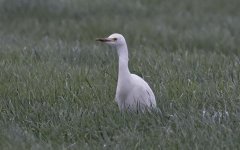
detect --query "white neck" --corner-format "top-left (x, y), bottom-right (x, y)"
top-left (117, 44), bottom-right (131, 82)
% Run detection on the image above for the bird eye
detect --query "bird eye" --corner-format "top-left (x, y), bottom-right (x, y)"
top-left (113, 38), bottom-right (117, 41)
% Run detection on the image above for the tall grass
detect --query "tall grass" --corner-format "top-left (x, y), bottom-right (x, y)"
top-left (0, 0), bottom-right (240, 149)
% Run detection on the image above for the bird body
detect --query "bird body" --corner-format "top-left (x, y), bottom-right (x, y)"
top-left (96, 33), bottom-right (156, 112)
top-left (116, 73), bottom-right (156, 111)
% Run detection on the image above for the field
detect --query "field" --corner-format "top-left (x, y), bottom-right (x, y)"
top-left (0, 0), bottom-right (240, 149)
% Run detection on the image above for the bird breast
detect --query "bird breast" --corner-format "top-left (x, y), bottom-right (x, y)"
top-left (115, 79), bottom-right (132, 102)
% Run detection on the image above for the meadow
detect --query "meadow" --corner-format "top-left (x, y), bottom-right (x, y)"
top-left (0, 0), bottom-right (240, 149)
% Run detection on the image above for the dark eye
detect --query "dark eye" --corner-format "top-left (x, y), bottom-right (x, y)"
top-left (113, 38), bottom-right (117, 41)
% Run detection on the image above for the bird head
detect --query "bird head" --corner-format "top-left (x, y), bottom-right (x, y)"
top-left (96, 33), bottom-right (126, 47)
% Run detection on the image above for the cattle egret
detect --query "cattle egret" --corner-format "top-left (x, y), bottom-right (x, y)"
top-left (96, 33), bottom-right (156, 112)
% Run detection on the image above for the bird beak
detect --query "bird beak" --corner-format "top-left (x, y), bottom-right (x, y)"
top-left (96, 38), bottom-right (114, 42)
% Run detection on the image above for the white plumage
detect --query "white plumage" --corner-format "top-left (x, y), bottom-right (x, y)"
top-left (96, 33), bottom-right (156, 112)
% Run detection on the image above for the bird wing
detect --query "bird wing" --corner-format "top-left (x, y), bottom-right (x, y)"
top-left (129, 74), bottom-right (156, 107)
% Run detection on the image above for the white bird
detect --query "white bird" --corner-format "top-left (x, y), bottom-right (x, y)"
top-left (96, 33), bottom-right (156, 112)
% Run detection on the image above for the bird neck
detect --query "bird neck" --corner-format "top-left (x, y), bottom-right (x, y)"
top-left (117, 44), bottom-right (128, 60)
top-left (117, 44), bottom-right (131, 81)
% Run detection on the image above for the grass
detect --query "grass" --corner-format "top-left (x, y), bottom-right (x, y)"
top-left (0, 0), bottom-right (240, 149)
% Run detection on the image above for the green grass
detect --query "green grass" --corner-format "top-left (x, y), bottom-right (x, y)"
top-left (0, 0), bottom-right (240, 149)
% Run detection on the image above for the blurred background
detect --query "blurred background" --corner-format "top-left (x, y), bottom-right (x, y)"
top-left (0, 0), bottom-right (239, 52)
